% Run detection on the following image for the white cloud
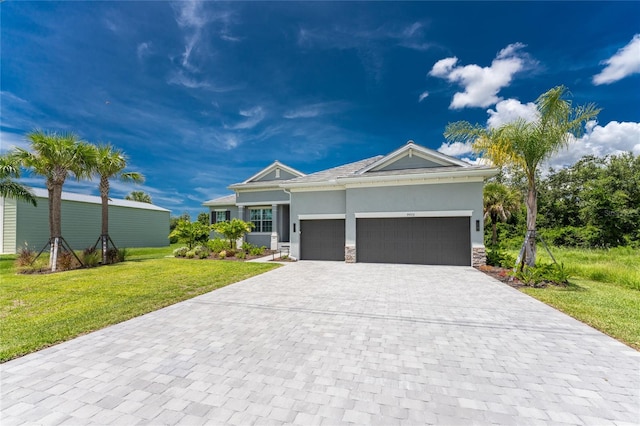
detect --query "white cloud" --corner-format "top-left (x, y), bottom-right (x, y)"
top-left (437, 141), bottom-right (474, 157)
top-left (167, 71), bottom-right (210, 89)
top-left (0, 131), bottom-right (29, 152)
top-left (283, 102), bottom-right (346, 119)
top-left (418, 91), bottom-right (429, 102)
top-left (461, 156), bottom-right (493, 166)
top-left (593, 34), bottom-right (640, 85)
top-left (137, 42), bottom-right (152, 60)
top-left (549, 121), bottom-right (640, 168)
top-left (226, 106), bottom-right (265, 130)
top-left (429, 42), bottom-right (532, 109)
top-left (487, 99), bottom-right (539, 128)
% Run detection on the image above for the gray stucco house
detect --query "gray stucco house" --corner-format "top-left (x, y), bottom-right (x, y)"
top-left (204, 141), bottom-right (498, 266)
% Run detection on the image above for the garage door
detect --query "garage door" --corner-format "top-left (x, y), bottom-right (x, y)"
top-left (300, 219), bottom-right (345, 261)
top-left (356, 217), bottom-right (471, 265)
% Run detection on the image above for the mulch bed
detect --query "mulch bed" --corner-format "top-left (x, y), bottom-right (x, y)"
top-left (475, 265), bottom-right (524, 288)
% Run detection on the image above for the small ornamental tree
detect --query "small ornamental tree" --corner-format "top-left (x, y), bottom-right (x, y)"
top-left (197, 212), bottom-right (210, 225)
top-left (212, 218), bottom-right (254, 250)
top-left (169, 220), bottom-right (211, 249)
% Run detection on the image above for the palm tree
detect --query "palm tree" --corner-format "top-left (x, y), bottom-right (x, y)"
top-left (125, 190), bottom-right (152, 204)
top-left (14, 130), bottom-right (96, 271)
top-left (483, 182), bottom-right (521, 246)
top-left (445, 86), bottom-right (599, 266)
top-left (94, 144), bottom-right (144, 264)
top-left (0, 154), bottom-right (37, 206)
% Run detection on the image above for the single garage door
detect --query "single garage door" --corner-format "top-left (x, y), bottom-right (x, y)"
top-left (356, 217), bottom-right (471, 265)
top-left (300, 219), bottom-right (345, 261)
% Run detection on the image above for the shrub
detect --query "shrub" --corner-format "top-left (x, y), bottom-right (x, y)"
top-left (241, 241), bottom-right (253, 253)
top-left (249, 246), bottom-right (266, 256)
top-left (185, 250), bottom-right (196, 259)
top-left (173, 247), bottom-right (189, 257)
top-left (117, 248), bottom-right (127, 263)
top-left (551, 262), bottom-right (572, 284)
top-left (82, 248), bottom-right (100, 268)
top-left (16, 247), bottom-right (36, 267)
top-left (514, 262), bottom-right (570, 286)
top-left (219, 250), bottom-right (227, 259)
top-left (194, 245), bottom-right (210, 259)
top-left (226, 250), bottom-right (236, 258)
top-left (57, 251), bottom-right (80, 271)
top-left (236, 251), bottom-right (246, 260)
top-left (486, 248), bottom-right (515, 268)
top-left (208, 238), bottom-right (230, 254)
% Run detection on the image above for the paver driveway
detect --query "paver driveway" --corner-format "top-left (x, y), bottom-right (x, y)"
top-left (2, 262), bottom-right (639, 425)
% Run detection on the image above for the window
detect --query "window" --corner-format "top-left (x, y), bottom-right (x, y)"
top-left (212, 210), bottom-right (230, 224)
top-left (250, 208), bottom-right (272, 232)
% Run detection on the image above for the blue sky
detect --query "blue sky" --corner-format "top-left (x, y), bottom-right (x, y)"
top-left (2, 1), bottom-right (639, 217)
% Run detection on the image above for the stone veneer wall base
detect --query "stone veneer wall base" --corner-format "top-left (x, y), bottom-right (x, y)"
top-left (472, 246), bottom-right (486, 267)
top-left (345, 246), bottom-right (356, 263)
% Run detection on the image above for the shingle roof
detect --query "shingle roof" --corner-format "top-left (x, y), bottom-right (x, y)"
top-left (203, 193), bottom-right (237, 206)
top-left (282, 156), bottom-right (384, 185)
top-left (353, 164), bottom-right (495, 178)
top-left (30, 188), bottom-right (170, 212)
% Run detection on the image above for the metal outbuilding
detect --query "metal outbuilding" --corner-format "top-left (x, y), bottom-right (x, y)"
top-left (1, 188), bottom-right (170, 254)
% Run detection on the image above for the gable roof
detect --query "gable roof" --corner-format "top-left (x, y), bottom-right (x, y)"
top-left (242, 160), bottom-right (305, 184)
top-left (281, 141), bottom-right (497, 190)
top-left (29, 188), bottom-right (170, 212)
top-left (228, 160), bottom-right (306, 191)
top-left (357, 140), bottom-right (467, 174)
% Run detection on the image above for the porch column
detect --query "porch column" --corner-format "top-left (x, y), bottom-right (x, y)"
top-left (237, 206), bottom-right (245, 248)
top-left (270, 204), bottom-right (278, 250)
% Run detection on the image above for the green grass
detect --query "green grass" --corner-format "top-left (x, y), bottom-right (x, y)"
top-left (511, 245), bottom-right (640, 350)
top-left (533, 246), bottom-right (640, 290)
top-left (0, 245), bottom-right (278, 362)
top-left (522, 279), bottom-right (640, 350)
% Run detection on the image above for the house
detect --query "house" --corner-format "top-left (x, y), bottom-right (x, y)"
top-left (1, 188), bottom-right (170, 254)
top-left (204, 141), bottom-right (498, 266)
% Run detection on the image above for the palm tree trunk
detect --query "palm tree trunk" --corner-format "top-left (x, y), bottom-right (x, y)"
top-left (100, 177), bottom-right (109, 264)
top-left (492, 221), bottom-right (498, 247)
top-left (50, 183), bottom-right (63, 271)
top-left (525, 181), bottom-right (537, 267)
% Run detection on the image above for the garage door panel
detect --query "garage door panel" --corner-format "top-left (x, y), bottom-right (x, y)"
top-left (300, 219), bottom-right (345, 261)
top-left (357, 217), bottom-right (470, 266)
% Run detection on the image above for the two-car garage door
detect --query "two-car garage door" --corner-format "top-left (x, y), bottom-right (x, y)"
top-left (299, 216), bottom-right (471, 265)
top-left (356, 217), bottom-right (471, 266)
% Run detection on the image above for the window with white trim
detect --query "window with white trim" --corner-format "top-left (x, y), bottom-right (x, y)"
top-left (250, 208), bottom-right (272, 232)
top-left (212, 210), bottom-right (230, 224)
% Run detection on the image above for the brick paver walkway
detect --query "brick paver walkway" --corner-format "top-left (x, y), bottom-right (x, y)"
top-left (2, 262), bottom-right (639, 425)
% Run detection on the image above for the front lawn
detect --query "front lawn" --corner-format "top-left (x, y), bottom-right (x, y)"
top-left (0, 246), bottom-right (278, 362)
top-left (512, 246), bottom-right (640, 350)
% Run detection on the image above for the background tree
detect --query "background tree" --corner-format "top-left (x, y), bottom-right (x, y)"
top-left (0, 154), bottom-right (37, 206)
top-left (94, 144), bottom-right (145, 264)
top-left (483, 182), bottom-right (521, 246)
top-left (212, 218), bottom-right (254, 250)
top-left (445, 86), bottom-right (599, 266)
top-left (14, 130), bottom-right (96, 271)
top-left (197, 212), bottom-right (210, 225)
top-left (125, 190), bottom-right (152, 203)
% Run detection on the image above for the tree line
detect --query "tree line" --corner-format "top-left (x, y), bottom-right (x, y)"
top-left (487, 152), bottom-right (640, 249)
